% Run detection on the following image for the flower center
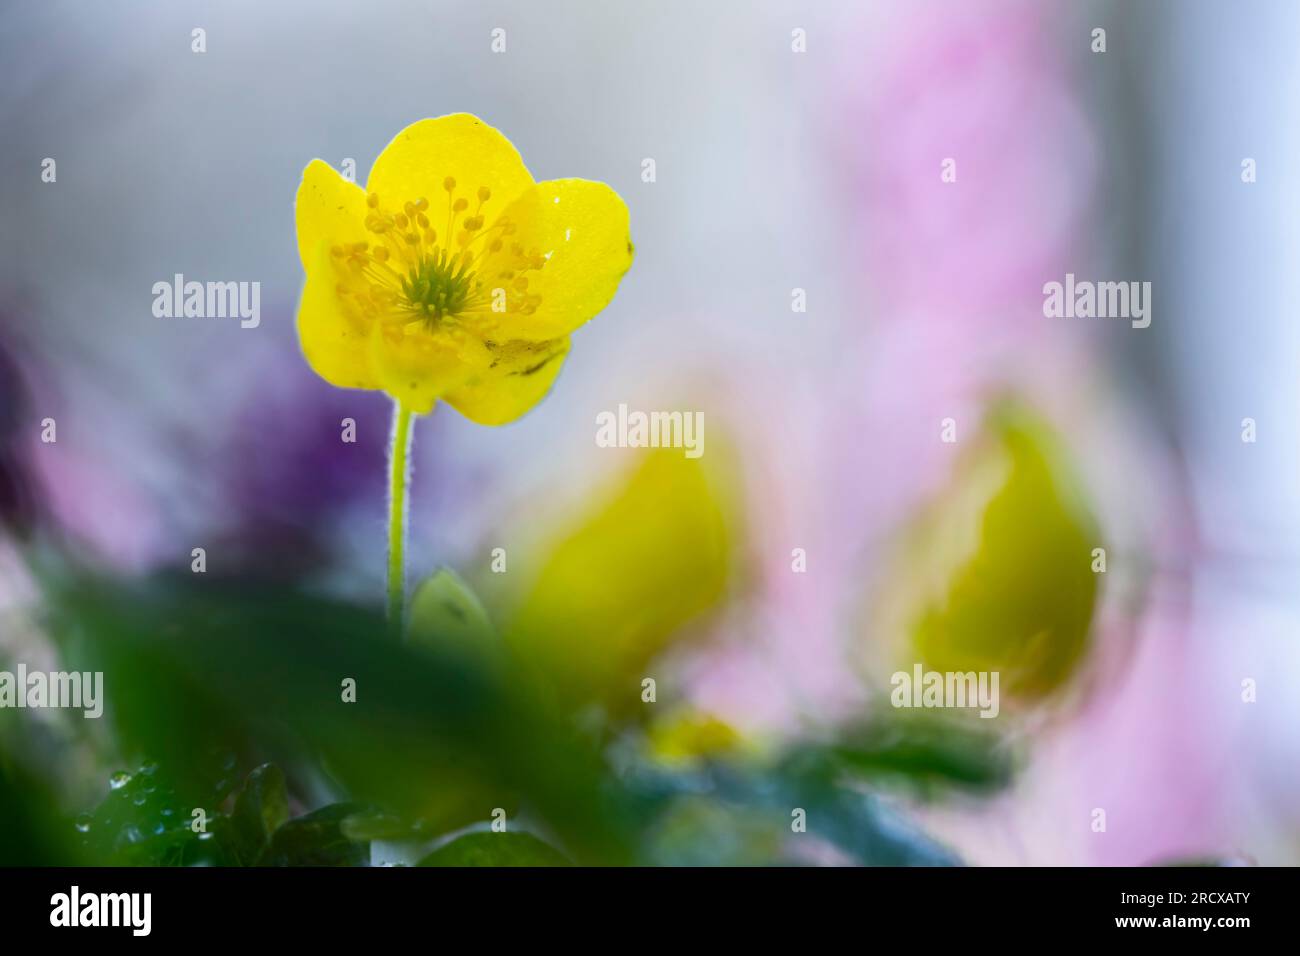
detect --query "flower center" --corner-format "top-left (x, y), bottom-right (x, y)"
top-left (401, 251), bottom-right (473, 321)
top-left (330, 177), bottom-right (545, 333)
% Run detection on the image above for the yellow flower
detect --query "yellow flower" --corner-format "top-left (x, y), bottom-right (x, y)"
top-left (294, 114), bottom-right (634, 423)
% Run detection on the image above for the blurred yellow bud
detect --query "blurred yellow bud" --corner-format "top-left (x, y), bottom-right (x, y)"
top-left (646, 709), bottom-right (745, 767)
top-left (506, 447), bottom-right (736, 713)
top-left (881, 402), bottom-right (1101, 700)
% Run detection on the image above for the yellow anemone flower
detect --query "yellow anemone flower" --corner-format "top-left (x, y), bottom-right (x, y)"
top-left (294, 114), bottom-right (634, 423)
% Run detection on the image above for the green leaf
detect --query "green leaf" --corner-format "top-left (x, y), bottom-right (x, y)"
top-left (260, 803), bottom-right (371, 867)
top-left (338, 808), bottom-right (415, 842)
top-left (76, 760), bottom-right (241, 866)
top-left (823, 710), bottom-right (1014, 794)
top-left (230, 763), bottom-right (290, 865)
top-left (417, 831), bottom-right (571, 867)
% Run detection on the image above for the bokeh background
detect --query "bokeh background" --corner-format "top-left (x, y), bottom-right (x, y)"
top-left (2, 0), bottom-right (1299, 866)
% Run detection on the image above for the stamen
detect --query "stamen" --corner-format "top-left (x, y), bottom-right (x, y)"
top-left (335, 180), bottom-right (543, 327)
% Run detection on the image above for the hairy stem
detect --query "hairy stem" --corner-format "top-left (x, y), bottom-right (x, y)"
top-left (386, 400), bottom-right (415, 637)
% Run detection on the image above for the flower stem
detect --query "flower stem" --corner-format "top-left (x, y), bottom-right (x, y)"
top-left (387, 400), bottom-right (415, 637)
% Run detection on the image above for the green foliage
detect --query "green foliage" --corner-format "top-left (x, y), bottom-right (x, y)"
top-left (229, 763), bottom-right (290, 864)
top-left (261, 803), bottom-right (372, 867)
top-left (76, 759), bottom-right (232, 866)
top-left (46, 573), bottom-right (645, 865)
top-left (71, 759), bottom-right (372, 866)
top-left (418, 832), bottom-right (572, 867)
top-left (4, 567), bottom-right (1024, 867)
top-left (0, 760), bottom-right (81, 866)
top-left (819, 709), bottom-right (1015, 796)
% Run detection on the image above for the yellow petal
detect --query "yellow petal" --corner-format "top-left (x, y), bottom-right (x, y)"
top-left (369, 323), bottom-right (484, 415)
top-left (296, 241), bottom-right (379, 391)
top-left (366, 114), bottom-right (535, 212)
top-left (444, 336), bottom-right (570, 425)
top-left (480, 179), bottom-right (634, 341)
top-left (294, 159), bottom-right (369, 272)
